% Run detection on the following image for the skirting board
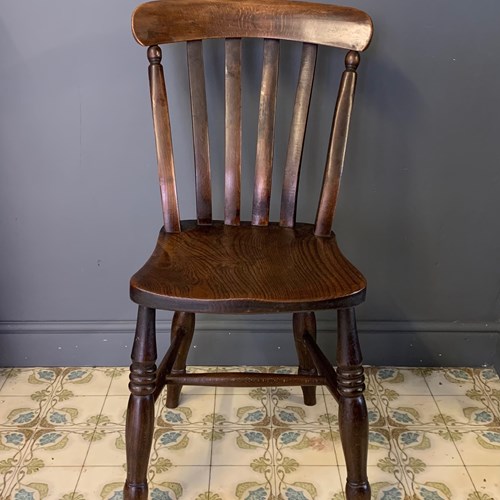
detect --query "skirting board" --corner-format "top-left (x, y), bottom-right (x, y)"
top-left (0, 319), bottom-right (499, 371)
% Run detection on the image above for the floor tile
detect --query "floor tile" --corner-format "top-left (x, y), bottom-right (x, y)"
top-left (6, 465), bottom-right (82, 499)
top-left (425, 367), bottom-right (480, 396)
top-left (274, 427), bottom-right (338, 466)
top-left (56, 366), bottom-right (114, 396)
top-left (157, 393), bottom-right (216, 426)
top-left (149, 465), bottom-right (211, 499)
top-left (1, 367), bottom-right (61, 396)
top-left (451, 428), bottom-right (500, 466)
top-left (107, 367), bottom-right (130, 396)
top-left (152, 426), bottom-right (214, 466)
top-left (211, 426), bottom-right (273, 466)
top-left (209, 465), bottom-right (275, 498)
top-left (434, 395), bottom-right (500, 427)
top-left (214, 392), bottom-right (271, 427)
top-left (1, 364), bottom-right (498, 500)
top-left (271, 388), bottom-right (330, 428)
top-left (85, 429), bottom-right (126, 467)
top-left (0, 428), bottom-right (32, 458)
top-left (468, 466), bottom-right (500, 499)
top-left (402, 465), bottom-right (478, 499)
top-left (384, 395), bottom-right (445, 427)
top-left (475, 367), bottom-right (500, 388)
top-left (75, 466), bottom-right (126, 499)
top-left (22, 427), bottom-right (94, 466)
top-left (276, 465), bottom-right (344, 499)
top-left (370, 366), bottom-right (431, 396)
top-left (98, 395), bottom-right (129, 426)
top-left (0, 428), bottom-right (31, 497)
top-left (42, 395), bottom-right (106, 428)
top-left (391, 427), bottom-right (463, 467)
top-left (0, 396), bottom-right (43, 429)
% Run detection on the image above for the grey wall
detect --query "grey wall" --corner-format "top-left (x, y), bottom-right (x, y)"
top-left (1, 1), bottom-right (499, 368)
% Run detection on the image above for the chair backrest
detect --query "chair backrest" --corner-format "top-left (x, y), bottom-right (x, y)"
top-left (132, 0), bottom-right (373, 236)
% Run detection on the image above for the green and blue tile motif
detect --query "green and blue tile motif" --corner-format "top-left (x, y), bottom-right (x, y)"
top-left (0, 366), bottom-right (499, 498)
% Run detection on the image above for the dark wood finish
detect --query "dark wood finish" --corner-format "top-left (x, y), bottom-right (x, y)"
top-left (164, 372), bottom-right (326, 387)
top-left (132, 0), bottom-right (373, 51)
top-left (124, 306), bottom-right (157, 500)
top-left (148, 46), bottom-right (181, 233)
top-left (127, 2), bottom-right (373, 498)
top-left (336, 308), bottom-right (370, 499)
top-left (280, 43), bottom-right (317, 227)
top-left (151, 313), bottom-right (190, 402)
top-left (252, 38), bottom-right (280, 226)
top-left (130, 221), bottom-right (366, 313)
top-left (315, 51), bottom-right (359, 237)
top-left (293, 311), bottom-right (318, 405)
top-left (302, 331), bottom-right (340, 402)
top-left (187, 41), bottom-right (212, 225)
top-left (224, 38), bottom-right (242, 225)
top-left (165, 312), bottom-right (195, 408)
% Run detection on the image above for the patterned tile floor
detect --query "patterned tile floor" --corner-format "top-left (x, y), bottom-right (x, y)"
top-left (0, 366), bottom-right (499, 499)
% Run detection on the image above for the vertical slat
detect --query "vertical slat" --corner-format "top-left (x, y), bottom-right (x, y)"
top-left (187, 40), bottom-right (212, 225)
top-left (280, 43), bottom-right (317, 227)
top-left (224, 38), bottom-right (242, 225)
top-left (315, 51), bottom-right (360, 237)
top-left (148, 45), bottom-right (181, 233)
top-left (252, 38), bottom-right (280, 226)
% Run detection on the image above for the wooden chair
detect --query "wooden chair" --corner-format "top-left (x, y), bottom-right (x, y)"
top-left (125, 1), bottom-right (373, 498)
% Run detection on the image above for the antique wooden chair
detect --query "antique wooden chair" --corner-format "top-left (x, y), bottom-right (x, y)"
top-left (125, 0), bottom-right (373, 498)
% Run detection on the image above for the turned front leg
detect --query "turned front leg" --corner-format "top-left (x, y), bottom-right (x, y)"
top-left (336, 308), bottom-right (370, 500)
top-left (124, 306), bottom-right (157, 500)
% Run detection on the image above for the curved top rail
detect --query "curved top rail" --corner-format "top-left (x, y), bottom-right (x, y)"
top-left (132, 0), bottom-right (373, 51)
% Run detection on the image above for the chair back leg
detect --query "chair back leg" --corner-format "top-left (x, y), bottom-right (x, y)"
top-left (165, 312), bottom-right (195, 408)
top-left (293, 311), bottom-right (318, 406)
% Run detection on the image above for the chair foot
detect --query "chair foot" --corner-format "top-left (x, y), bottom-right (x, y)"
top-left (166, 383), bottom-right (182, 408)
top-left (300, 384), bottom-right (317, 406)
top-left (123, 481), bottom-right (148, 500)
top-left (345, 481), bottom-right (371, 500)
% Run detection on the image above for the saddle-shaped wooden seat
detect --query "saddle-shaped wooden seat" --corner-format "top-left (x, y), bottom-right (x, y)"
top-left (131, 221), bottom-right (366, 313)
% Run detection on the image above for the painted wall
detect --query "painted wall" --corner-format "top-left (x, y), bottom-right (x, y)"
top-left (1, 1), bottom-right (499, 366)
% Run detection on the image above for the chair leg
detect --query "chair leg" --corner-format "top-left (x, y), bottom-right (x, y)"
top-left (124, 306), bottom-right (157, 500)
top-left (293, 312), bottom-right (317, 406)
top-left (336, 308), bottom-right (370, 500)
top-left (165, 311), bottom-right (195, 409)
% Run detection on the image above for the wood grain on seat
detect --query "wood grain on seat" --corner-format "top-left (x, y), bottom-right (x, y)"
top-left (130, 221), bottom-right (366, 313)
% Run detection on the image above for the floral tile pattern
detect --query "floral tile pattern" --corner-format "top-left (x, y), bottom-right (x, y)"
top-left (0, 365), bottom-right (499, 499)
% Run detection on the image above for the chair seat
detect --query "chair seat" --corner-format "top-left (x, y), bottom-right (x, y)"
top-left (130, 220), bottom-right (366, 313)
